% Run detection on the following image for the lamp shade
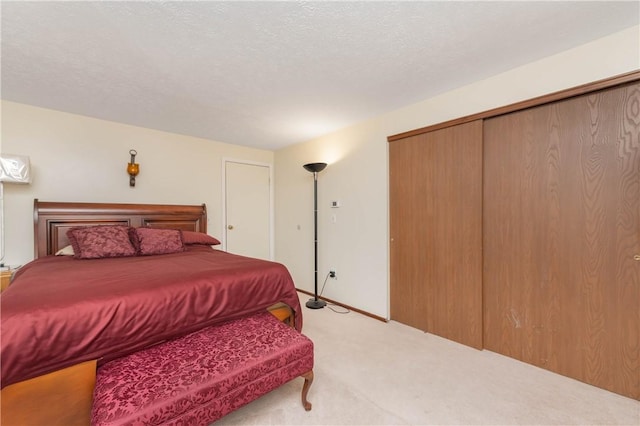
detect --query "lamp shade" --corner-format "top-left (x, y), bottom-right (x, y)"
top-left (0, 154), bottom-right (31, 184)
top-left (303, 162), bottom-right (327, 173)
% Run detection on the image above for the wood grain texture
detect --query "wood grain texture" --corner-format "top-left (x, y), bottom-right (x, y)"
top-left (390, 120), bottom-right (483, 349)
top-left (483, 82), bottom-right (639, 399)
top-left (0, 271), bottom-right (12, 292)
top-left (0, 360), bottom-right (97, 426)
top-left (388, 70), bottom-right (640, 142)
top-left (33, 200), bottom-right (208, 258)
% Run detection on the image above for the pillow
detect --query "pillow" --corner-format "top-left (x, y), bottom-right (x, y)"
top-left (67, 226), bottom-right (136, 259)
top-left (55, 245), bottom-right (75, 256)
top-left (182, 230), bottom-right (221, 246)
top-left (130, 228), bottom-right (185, 256)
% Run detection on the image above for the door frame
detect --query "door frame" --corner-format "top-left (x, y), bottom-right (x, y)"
top-left (221, 158), bottom-right (274, 260)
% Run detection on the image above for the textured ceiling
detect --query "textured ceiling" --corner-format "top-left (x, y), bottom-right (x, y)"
top-left (1, 1), bottom-right (638, 150)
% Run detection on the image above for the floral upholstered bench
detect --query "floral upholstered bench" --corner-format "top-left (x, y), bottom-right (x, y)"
top-left (91, 311), bottom-right (314, 426)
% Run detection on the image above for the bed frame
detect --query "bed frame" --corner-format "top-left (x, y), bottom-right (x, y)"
top-left (33, 199), bottom-right (207, 258)
top-left (2, 200), bottom-right (293, 426)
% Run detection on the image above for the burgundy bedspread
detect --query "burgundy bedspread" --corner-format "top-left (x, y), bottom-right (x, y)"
top-left (0, 246), bottom-right (301, 388)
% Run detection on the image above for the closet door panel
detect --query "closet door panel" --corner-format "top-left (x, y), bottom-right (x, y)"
top-left (484, 82), bottom-right (640, 399)
top-left (389, 133), bottom-right (431, 332)
top-left (390, 120), bottom-right (483, 349)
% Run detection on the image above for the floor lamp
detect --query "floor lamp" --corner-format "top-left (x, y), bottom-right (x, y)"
top-left (0, 154), bottom-right (32, 265)
top-left (303, 162), bottom-right (327, 309)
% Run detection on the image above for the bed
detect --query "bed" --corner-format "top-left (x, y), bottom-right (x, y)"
top-left (0, 200), bottom-right (302, 425)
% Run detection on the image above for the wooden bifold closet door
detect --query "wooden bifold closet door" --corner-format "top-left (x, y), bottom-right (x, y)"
top-left (389, 120), bottom-right (483, 350)
top-left (483, 82), bottom-right (640, 399)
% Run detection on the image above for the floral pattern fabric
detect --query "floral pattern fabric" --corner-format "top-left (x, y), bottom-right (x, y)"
top-left (67, 226), bottom-right (136, 259)
top-left (130, 228), bottom-right (185, 256)
top-left (91, 312), bottom-right (314, 426)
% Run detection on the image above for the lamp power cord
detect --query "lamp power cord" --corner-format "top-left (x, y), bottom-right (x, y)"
top-left (318, 271), bottom-right (350, 314)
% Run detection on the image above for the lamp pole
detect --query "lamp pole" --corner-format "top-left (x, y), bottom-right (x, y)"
top-left (303, 162), bottom-right (327, 309)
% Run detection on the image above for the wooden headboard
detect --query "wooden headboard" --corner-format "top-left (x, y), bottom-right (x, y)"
top-left (33, 199), bottom-right (207, 258)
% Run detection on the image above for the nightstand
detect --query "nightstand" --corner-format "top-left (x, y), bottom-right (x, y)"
top-left (1, 269), bottom-right (14, 292)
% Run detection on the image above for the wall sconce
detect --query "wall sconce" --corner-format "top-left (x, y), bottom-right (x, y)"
top-left (126, 149), bottom-right (139, 187)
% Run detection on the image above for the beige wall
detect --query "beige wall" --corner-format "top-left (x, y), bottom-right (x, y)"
top-left (1, 102), bottom-right (273, 265)
top-left (274, 26), bottom-right (640, 319)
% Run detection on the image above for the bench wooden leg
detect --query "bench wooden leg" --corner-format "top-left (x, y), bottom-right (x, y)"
top-left (301, 370), bottom-right (313, 411)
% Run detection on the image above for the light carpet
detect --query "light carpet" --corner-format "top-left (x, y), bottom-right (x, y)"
top-left (216, 292), bottom-right (639, 425)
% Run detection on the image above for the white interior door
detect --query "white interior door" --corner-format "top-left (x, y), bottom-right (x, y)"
top-left (224, 160), bottom-right (271, 260)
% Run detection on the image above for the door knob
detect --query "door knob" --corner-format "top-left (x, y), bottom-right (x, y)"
top-left (227, 225), bottom-right (234, 230)
top-left (634, 254), bottom-right (640, 261)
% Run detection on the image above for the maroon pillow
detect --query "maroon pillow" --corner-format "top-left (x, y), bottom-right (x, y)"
top-left (67, 226), bottom-right (136, 259)
top-left (131, 228), bottom-right (185, 256)
top-left (182, 231), bottom-right (221, 246)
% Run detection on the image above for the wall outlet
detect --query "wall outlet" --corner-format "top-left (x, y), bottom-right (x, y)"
top-left (329, 270), bottom-right (336, 279)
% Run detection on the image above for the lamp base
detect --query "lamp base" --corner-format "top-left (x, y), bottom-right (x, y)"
top-left (305, 298), bottom-right (327, 309)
